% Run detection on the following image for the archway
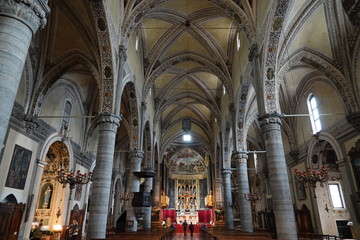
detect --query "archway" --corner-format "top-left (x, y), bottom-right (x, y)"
top-left (33, 141), bottom-right (70, 233)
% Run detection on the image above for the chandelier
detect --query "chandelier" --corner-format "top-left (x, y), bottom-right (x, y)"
top-left (118, 192), bottom-right (134, 202)
top-left (244, 191), bottom-right (264, 202)
top-left (294, 166), bottom-right (329, 197)
top-left (56, 169), bottom-right (92, 198)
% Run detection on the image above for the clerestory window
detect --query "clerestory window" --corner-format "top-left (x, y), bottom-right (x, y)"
top-left (328, 183), bottom-right (345, 208)
top-left (307, 94), bottom-right (322, 134)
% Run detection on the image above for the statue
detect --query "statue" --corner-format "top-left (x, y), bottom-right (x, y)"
top-left (42, 186), bottom-right (52, 209)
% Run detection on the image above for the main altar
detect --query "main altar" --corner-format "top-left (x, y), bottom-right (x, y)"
top-left (175, 179), bottom-right (199, 224)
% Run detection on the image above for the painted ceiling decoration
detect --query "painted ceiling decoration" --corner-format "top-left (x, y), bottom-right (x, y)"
top-left (169, 148), bottom-right (207, 176)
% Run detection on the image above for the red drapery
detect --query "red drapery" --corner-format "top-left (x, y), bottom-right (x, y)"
top-left (198, 210), bottom-right (212, 223)
top-left (162, 209), bottom-right (176, 222)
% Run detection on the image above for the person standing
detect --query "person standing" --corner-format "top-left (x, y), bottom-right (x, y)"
top-left (31, 224), bottom-right (42, 240)
top-left (182, 220), bottom-right (188, 235)
top-left (189, 222), bottom-right (194, 236)
top-left (69, 219), bottom-right (79, 240)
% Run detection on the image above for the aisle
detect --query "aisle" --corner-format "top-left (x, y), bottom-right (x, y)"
top-left (173, 233), bottom-right (201, 240)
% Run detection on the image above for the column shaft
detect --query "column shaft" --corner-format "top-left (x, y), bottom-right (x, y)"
top-left (143, 178), bottom-right (153, 229)
top-left (152, 177), bottom-right (161, 206)
top-left (88, 114), bottom-right (120, 239)
top-left (233, 152), bottom-right (253, 232)
top-left (222, 170), bottom-right (234, 229)
top-left (0, 0), bottom-right (48, 148)
top-left (126, 150), bottom-right (143, 232)
top-left (259, 114), bottom-right (297, 239)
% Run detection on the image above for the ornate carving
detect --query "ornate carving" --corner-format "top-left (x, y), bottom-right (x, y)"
top-left (95, 113), bottom-right (121, 132)
top-left (0, 0), bottom-right (49, 33)
top-left (90, 1), bottom-right (114, 113)
top-left (258, 112), bottom-right (283, 133)
top-left (263, 0), bottom-right (291, 112)
top-left (221, 169), bottom-right (232, 177)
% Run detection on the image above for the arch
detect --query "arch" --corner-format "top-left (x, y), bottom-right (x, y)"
top-left (307, 132), bottom-right (346, 167)
top-left (30, 51), bottom-right (100, 116)
top-left (90, 0), bottom-right (117, 113)
top-left (1, 194), bottom-right (18, 204)
top-left (124, 82), bottom-right (140, 150)
top-left (155, 92), bottom-right (220, 123)
top-left (261, 0), bottom-right (293, 113)
top-left (121, 0), bottom-right (255, 45)
top-left (160, 131), bottom-right (211, 158)
top-left (38, 134), bottom-right (75, 170)
top-left (164, 117), bottom-right (213, 141)
top-left (142, 53), bottom-right (233, 100)
top-left (278, 48), bottom-right (356, 113)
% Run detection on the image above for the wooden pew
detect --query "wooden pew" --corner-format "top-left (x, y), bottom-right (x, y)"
top-left (201, 227), bottom-right (275, 240)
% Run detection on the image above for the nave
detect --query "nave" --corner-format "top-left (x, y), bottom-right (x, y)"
top-left (1, 1), bottom-right (360, 240)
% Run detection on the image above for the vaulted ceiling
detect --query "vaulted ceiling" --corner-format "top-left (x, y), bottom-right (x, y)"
top-left (131, 0), bottom-right (254, 165)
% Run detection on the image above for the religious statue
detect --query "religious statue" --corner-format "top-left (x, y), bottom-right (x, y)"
top-left (42, 186), bottom-right (52, 209)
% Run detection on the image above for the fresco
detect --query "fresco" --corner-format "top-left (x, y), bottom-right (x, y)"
top-left (169, 148), bottom-right (207, 175)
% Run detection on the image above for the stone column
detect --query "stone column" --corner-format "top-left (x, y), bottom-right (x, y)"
top-left (143, 177), bottom-right (153, 230)
top-left (23, 159), bottom-right (47, 239)
top-left (88, 113), bottom-right (121, 239)
top-left (222, 170), bottom-right (234, 229)
top-left (0, 0), bottom-right (49, 149)
top-left (213, 179), bottom-right (223, 206)
top-left (233, 151), bottom-right (253, 232)
top-left (152, 177), bottom-right (161, 207)
top-left (126, 150), bottom-right (143, 232)
top-left (258, 113), bottom-right (297, 239)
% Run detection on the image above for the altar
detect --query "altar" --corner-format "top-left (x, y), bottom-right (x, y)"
top-left (176, 211), bottom-right (199, 224)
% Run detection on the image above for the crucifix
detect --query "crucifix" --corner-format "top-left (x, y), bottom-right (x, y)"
top-left (178, 190), bottom-right (196, 210)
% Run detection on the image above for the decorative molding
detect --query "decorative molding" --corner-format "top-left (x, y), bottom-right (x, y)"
top-left (263, 0), bottom-right (291, 112)
top-left (90, 0), bottom-right (114, 113)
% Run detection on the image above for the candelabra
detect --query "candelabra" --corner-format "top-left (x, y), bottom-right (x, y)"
top-left (294, 166), bottom-right (329, 197)
top-left (56, 169), bottom-right (92, 199)
top-left (118, 192), bottom-right (134, 202)
top-left (244, 191), bottom-right (264, 202)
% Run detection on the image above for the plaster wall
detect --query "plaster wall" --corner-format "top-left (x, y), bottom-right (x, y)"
top-left (0, 129), bottom-right (39, 203)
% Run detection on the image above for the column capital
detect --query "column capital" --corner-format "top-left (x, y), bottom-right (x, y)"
top-left (129, 149), bottom-right (144, 159)
top-left (221, 169), bottom-right (232, 177)
top-left (231, 151), bottom-right (248, 163)
top-left (0, 0), bottom-right (50, 34)
top-left (95, 113), bottom-right (121, 132)
top-left (258, 112), bottom-right (282, 132)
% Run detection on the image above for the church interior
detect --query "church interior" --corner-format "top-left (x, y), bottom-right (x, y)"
top-left (1, 0), bottom-right (360, 239)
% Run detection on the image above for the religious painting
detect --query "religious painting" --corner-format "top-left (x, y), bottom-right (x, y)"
top-left (295, 177), bottom-right (306, 200)
top-left (5, 144), bottom-right (32, 190)
top-left (169, 148), bottom-right (207, 175)
top-left (74, 184), bottom-right (82, 201)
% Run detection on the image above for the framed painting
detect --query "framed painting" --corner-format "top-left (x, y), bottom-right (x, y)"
top-left (5, 145), bottom-right (32, 190)
top-left (74, 184), bottom-right (82, 201)
top-left (295, 177), bottom-right (307, 200)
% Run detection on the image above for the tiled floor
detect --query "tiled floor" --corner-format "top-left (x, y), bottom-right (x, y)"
top-left (173, 233), bottom-right (201, 239)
